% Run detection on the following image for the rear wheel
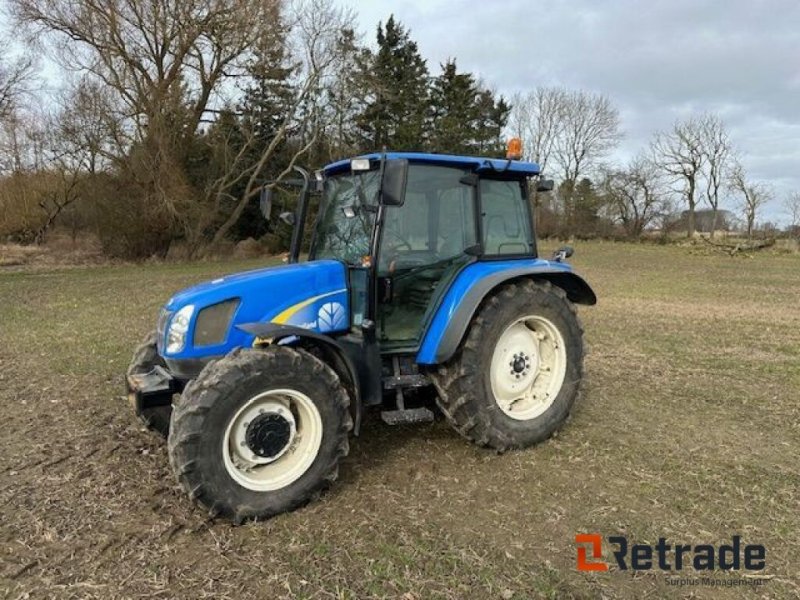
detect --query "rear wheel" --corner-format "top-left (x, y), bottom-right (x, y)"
top-left (431, 279), bottom-right (585, 451)
top-left (168, 347), bottom-right (351, 523)
top-left (127, 330), bottom-right (172, 437)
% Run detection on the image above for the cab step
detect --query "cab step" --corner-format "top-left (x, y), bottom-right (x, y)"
top-left (382, 373), bottom-right (430, 390)
top-left (380, 407), bottom-right (434, 425)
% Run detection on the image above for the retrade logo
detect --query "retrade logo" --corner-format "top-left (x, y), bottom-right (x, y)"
top-left (575, 534), bottom-right (608, 571)
top-left (575, 535), bottom-right (765, 572)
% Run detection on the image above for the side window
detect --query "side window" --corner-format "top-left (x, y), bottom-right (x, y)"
top-left (437, 185), bottom-right (476, 260)
top-left (480, 179), bottom-right (532, 255)
top-left (378, 165), bottom-right (475, 273)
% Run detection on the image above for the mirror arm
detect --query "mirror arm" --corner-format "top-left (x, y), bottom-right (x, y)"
top-left (287, 166), bottom-right (311, 264)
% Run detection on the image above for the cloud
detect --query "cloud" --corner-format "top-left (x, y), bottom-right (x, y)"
top-left (345, 0), bottom-right (800, 221)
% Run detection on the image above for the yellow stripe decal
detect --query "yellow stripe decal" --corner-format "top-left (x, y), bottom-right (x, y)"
top-left (271, 289), bottom-right (346, 325)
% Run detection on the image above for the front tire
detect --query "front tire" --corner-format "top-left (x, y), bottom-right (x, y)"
top-left (431, 279), bottom-right (585, 452)
top-left (168, 347), bottom-right (351, 523)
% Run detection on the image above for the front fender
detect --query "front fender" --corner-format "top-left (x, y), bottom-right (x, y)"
top-left (236, 322), bottom-right (363, 432)
top-left (416, 260), bottom-right (596, 365)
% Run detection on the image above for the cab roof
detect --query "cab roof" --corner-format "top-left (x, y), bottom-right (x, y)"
top-left (322, 152), bottom-right (540, 177)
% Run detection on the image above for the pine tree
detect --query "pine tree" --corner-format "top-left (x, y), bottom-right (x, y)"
top-left (314, 27), bottom-right (365, 163)
top-left (473, 88), bottom-right (510, 156)
top-left (428, 60), bottom-right (478, 154)
top-left (223, 20), bottom-right (295, 239)
top-left (239, 20), bottom-right (295, 158)
top-left (356, 16), bottom-right (430, 151)
top-left (428, 59), bottom-right (510, 156)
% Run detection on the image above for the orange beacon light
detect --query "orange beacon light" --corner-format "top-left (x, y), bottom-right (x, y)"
top-left (506, 137), bottom-right (523, 160)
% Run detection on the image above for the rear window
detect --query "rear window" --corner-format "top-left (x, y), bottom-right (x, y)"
top-left (480, 179), bottom-right (532, 255)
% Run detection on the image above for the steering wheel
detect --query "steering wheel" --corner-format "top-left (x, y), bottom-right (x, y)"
top-left (383, 229), bottom-right (413, 252)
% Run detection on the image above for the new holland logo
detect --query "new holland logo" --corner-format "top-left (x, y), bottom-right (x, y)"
top-left (317, 302), bottom-right (346, 332)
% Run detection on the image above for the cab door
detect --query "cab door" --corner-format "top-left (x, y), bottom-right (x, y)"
top-left (376, 164), bottom-right (477, 350)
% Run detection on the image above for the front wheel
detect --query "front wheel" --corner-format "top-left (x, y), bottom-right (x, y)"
top-left (168, 347), bottom-right (352, 523)
top-left (431, 279), bottom-right (585, 452)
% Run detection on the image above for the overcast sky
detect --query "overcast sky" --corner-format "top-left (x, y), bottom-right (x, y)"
top-left (344, 0), bottom-right (799, 223)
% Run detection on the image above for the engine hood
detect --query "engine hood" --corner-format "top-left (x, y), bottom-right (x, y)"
top-left (161, 259), bottom-right (349, 359)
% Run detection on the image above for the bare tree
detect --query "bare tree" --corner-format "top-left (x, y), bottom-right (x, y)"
top-left (12, 0), bottom-right (282, 141)
top-left (729, 162), bottom-right (771, 239)
top-left (4, 92), bottom-right (57, 173)
top-left (652, 116), bottom-right (706, 238)
top-left (509, 87), bottom-right (567, 226)
top-left (552, 90), bottom-right (621, 236)
top-left (783, 192), bottom-right (800, 239)
top-left (57, 78), bottom-right (123, 174)
top-left (700, 114), bottom-right (733, 238)
top-left (0, 40), bottom-right (34, 121)
top-left (11, 0), bottom-right (288, 239)
top-left (602, 155), bottom-right (666, 238)
top-left (553, 90), bottom-right (621, 181)
top-left (509, 87), bottom-right (567, 175)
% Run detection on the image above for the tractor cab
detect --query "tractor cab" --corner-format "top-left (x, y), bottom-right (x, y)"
top-left (310, 153), bottom-right (539, 352)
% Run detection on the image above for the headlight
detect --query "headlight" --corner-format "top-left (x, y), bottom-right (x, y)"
top-left (166, 305), bottom-right (194, 354)
top-left (194, 299), bottom-right (240, 347)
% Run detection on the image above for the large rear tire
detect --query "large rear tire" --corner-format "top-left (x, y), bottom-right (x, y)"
top-left (127, 330), bottom-right (172, 437)
top-left (168, 347), bottom-right (351, 523)
top-left (431, 279), bottom-right (585, 452)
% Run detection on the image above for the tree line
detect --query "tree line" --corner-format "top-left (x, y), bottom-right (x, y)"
top-left (509, 92), bottom-right (793, 241)
top-left (0, 0), bottom-right (795, 259)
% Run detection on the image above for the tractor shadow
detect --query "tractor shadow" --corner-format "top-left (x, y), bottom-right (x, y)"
top-left (333, 401), bottom-right (463, 489)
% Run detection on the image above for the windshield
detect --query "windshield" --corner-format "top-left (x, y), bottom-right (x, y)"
top-left (311, 170), bottom-right (380, 264)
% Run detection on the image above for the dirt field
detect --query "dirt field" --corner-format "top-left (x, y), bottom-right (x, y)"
top-left (1, 242), bottom-right (798, 599)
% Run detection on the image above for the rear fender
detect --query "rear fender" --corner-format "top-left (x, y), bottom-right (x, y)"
top-left (416, 261), bottom-right (596, 365)
top-left (236, 322), bottom-right (363, 434)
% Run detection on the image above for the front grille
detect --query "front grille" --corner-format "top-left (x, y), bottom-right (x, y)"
top-left (156, 308), bottom-right (172, 353)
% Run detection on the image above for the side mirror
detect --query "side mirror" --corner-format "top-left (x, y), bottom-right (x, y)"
top-left (279, 211), bottom-right (296, 226)
top-left (536, 179), bottom-right (555, 193)
top-left (380, 159), bottom-right (408, 206)
top-left (552, 245), bottom-right (574, 262)
top-left (259, 186), bottom-right (273, 220)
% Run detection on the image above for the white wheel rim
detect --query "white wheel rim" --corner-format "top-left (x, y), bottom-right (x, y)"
top-left (490, 315), bottom-right (567, 421)
top-left (222, 389), bottom-right (323, 491)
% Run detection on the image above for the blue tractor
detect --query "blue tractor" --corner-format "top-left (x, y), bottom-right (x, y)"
top-left (127, 148), bottom-right (596, 522)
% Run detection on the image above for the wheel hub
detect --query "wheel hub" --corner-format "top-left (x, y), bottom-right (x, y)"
top-left (510, 353), bottom-right (530, 376)
top-left (490, 315), bottom-right (567, 421)
top-left (246, 413), bottom-right (293, 459)
top-left (228, 399), bottom-right (297, 467)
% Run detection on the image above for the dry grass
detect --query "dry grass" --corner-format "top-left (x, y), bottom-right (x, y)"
top-left (1, 242), bottom-right (798, 599)
top-left (0, 234), bottom-right (106, 270)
